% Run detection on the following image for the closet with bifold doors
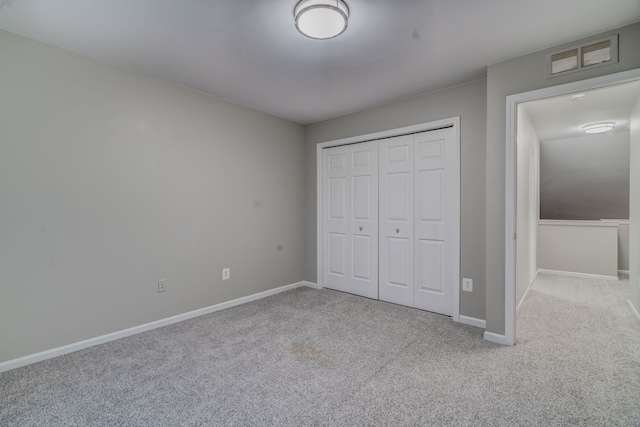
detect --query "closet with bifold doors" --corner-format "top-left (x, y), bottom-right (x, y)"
top-left (322, 126), bottom-right (458, 317)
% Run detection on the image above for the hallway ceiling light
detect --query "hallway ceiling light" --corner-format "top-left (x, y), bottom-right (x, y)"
top-left (294, 0), bottom-right (349, 40)
top-left (583, 122), bottom-right (616, 134)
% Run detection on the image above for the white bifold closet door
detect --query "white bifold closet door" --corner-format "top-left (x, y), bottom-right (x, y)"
top-left (379, 135), bottom-right (414, 307)
top-left (379, 128), bottom-right (456, 316)
top-left (323, 141), bottom-right (379, 299)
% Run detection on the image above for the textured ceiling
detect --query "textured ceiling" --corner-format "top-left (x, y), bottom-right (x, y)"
top-left (1, 0), bottom-right (639, 124)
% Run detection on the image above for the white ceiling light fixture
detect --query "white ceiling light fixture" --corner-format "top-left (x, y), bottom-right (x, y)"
top-left (583, 122), bottom-right (616, 134)
top-left (294, 0), bottom-right (349, 40)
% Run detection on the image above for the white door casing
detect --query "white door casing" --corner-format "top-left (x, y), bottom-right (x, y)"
top-left (323, 141), bottom-right (379, 299)
top-left (504, 69), bottom-right (640, 346)
top-left (528, 147), bottom-right (538, 285)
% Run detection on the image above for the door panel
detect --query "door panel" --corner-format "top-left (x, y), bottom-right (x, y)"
top-left (323, 142), bottom-right (378, 299)
top-left (388, 144), bottom-right (410, 163)
top-left (329, 177), bottom-right (347, 219)
top-left (352, 235), bottom-right (371, 280)
top-left (324, 146), bottom-right (350, 292)
top-left (414, 128), bottom-right (456, 315)
top-left (329, 152), bottom-right (346, 169)
top-left (388, 172), bottom-right (411, 221)
top-left (419, 138), bottom-right (444, 159)
top-left (387, 237), bottom-right (411, 288)
top-left (417, 239), bottom-right (443, 293)
top-left (352, 149), bottom-right (371, 167)
top-left (329, 233), bottom-right (346, 276)
top-left (349, 141), bottom-right (378, 299)
top-left (418, 170), bottom-right (444, 222)
top-left (353, 175), bottom-right (372, 220)
top-left (379, 135), bottom-right (414, 307)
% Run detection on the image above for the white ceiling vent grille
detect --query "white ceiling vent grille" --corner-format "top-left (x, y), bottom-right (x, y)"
top-left (546, 35), bottom-right (618, 79)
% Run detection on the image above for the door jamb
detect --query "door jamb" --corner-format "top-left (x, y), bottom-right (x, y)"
top-left (317, 116), bottom-right (461, 321)
top-left (504, 68), bottom-right (640, 346)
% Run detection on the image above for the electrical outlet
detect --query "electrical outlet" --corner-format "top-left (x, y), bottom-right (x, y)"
top-left (462, 278), bottom-right (473, 292)
top-left (222, 268), bottom-right (230, 280)
top-left (158, 279), bottom-right (167, 293)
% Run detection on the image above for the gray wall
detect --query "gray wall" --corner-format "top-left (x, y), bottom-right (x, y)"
top-left (540, 132), bottom-right (630, 220)
top-left (619, 223), bottom-right (630, 271)
top-left (486, 22), bottom-right (640, 335)
top-left (537, 222), bottom-right (618, 277)
top-left (630, 93), bottom-right (640, 316)
top-left (305, 80), bottom-right (487, 321)
top-left (515, 106), bottom-right (540, 307)
top-left (0, 31), bottom-right (306, 363)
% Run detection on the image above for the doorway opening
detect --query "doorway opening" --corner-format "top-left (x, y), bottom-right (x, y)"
top-left (505, 68), bottom-right (640, 345)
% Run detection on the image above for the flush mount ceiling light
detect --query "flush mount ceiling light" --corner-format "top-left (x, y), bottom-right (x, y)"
top-left (583, 122), bottom-right (616, 134)
top-left (294, 0), bottom-right (349, 40)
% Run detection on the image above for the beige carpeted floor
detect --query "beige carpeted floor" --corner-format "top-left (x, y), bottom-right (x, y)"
top-left (1, 273), bottom-right (639, 426)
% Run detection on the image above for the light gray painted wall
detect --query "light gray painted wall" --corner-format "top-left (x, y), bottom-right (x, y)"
top-left (618, 223), bottom-right (630, 271)
top-left (515, 106), bottom-right (540, 307)
top-left (486, 22), bottom-right (640, 335)
top-left (537, 222), bottom-right (618, 277)
top-left (0, 31), bottom-right (305, 363)
top-left (630, 93), bottom-right (640, 315)
top-left (305, 80), bottom-right (487, 321)
top-left (540, 132), bottom-right (630, 220)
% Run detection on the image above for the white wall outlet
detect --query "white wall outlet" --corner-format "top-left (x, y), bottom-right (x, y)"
top-left (462, 278), bottom-right (473, 292)
top-left (158, 279), bottom-right (167, 293)
top-left (222, 268), bottom-right (230, 280)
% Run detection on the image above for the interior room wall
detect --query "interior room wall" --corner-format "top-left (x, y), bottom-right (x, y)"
top-left (485, 22), bottom-right (640, 336)
top-left (515, 106), bottom-right (540, 308)
top-left (537, 221), bottom-right (618, 277)
top-left (630, 93), bottom-right (640, 316)
top-left (305, 80), bottom-right (487, 321)
top-left (618, 222), bottom-right (630, 271)
top-left (0, 30), bottom-right (306, 363)
top-left (539, 132), bottom-right (630, 220)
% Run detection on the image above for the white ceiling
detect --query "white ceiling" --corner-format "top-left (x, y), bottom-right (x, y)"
top-left (523, 80), bottom-right (640, 141)
top-left (1, 0), bottom-right (639, 124)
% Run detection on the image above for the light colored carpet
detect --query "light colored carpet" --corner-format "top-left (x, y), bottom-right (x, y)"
top-left (2, 274), bottom-right (639, 426)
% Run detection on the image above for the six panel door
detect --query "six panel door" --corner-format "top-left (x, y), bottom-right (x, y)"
top-left (323, 141), bottom-right (379, 299)
top-left (413, 128), bottom-right (456, 315)
top-left (379, 135), bottom-right (414, 307)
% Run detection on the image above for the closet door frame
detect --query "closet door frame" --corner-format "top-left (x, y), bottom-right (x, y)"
top-left (316, 117), bottom-right (461, 322)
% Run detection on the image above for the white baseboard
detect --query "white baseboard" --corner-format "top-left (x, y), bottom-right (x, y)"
top-left (0, 281), bottom-right (312, 373)
top-left (618, 270), bottom-right (630, 276)
top-left (459, 315), bottom-right (486, 329)
top-left (629, 299), bottom-right (640, 323)
top-left (516, 281), bottom-right (532, 313)
top-left (516, 286), bottom-right (530, 313)
top-left (537, 268), bottom-right (618, 281)
top-left (484, 331), bottom-right (507, 345)
top-left (303, 281), bottom-right (321, 289)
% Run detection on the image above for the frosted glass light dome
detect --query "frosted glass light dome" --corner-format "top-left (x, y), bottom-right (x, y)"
top-left (583, 122), bottom-right (615, 134)
top-left (294, 0), bottom-right (349, 40)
